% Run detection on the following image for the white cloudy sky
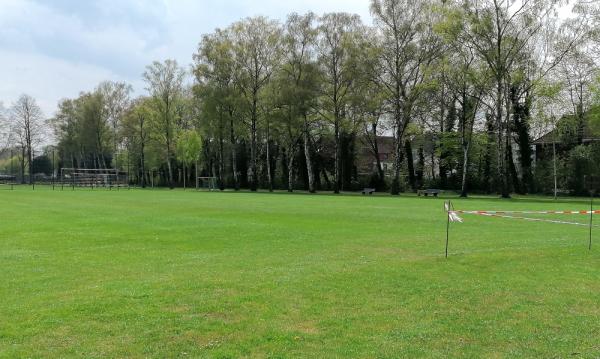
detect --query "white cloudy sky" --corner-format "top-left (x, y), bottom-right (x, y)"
top-left (0, 0), bottom-right (372, 116)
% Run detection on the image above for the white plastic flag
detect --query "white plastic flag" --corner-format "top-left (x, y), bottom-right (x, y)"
top-left (449, 211), bottom-right (463, 223)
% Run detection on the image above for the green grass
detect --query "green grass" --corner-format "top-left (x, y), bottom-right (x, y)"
top-left (1, 187), bottom-right (599, 358)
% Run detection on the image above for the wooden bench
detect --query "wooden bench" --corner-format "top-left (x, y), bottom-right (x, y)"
top-left (362, 188), bottom-right (376, 195)
top-left (418, 189), bottom-right (442, 197)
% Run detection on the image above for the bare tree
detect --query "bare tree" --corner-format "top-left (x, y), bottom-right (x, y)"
top-left (0, 102), bottom-right (8, 152)
top-left (10, 94), bottom-right (45, 184)
top-left (370, 0), bottom-right (442, 194)
top-left (462, 0), bottom-right (587, 197)
top-left (559, 47), bottom-right (598, 143)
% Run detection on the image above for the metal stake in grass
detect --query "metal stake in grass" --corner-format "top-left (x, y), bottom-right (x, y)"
top-left (590, 193), bottom-right (593, 251)
top-left (585, 175), bottom-right (597, 251)
top-left (445, 200), bottom-right (451, 258)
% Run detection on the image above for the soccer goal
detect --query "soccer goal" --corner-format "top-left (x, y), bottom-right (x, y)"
top-left (196, 177), bottom-right (217, 191)
top-left (60, 168), bottom-right (129, 190)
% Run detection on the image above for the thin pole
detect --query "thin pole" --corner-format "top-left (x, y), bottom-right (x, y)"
top-left (445, 200), bottom-right (451, 258)
top-left (552, 117), bottom-right (557, 201)
top-left (590, 191), bottom-right (594, 251)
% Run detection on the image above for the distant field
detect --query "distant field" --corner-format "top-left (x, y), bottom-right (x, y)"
top-left (1, 187), bottom-right (599, 358)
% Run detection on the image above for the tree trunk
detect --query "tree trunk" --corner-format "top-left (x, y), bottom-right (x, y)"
top-left (287, 149), bottom-right (295, 192)
top-left (459, 92), bottom-right (472, 198)
top-left (333, 121), bottom-right (340, 194)
top-left (496, 79), bottom-right (509, 198)
top-left (230, 117), bottom-right (239, 191)
top-left (391, 126), bottom-right (402, 195)
top-left (140, 142), bottom-right (146, 188)
top-left (166, 130), bottom-right (174, 189)
top-left (484, 115), bottom-right (494, 194)
top-left (140, 118), bottom-right (146, 188)
top-left (304, 115), bottom-right (315, 193)
top-left (507, 137), bottom-right (521, 194)
top-left (460, 143), bottom-right (469, 198)
top-left (367, 122), bottom-right (384, 185)
top-left (249, 96), bottom-right (258, 192)
top-left (417, 145), bottom-right (424, 189)
top-left (373, 129), bottom-right (384, 184)
top-left (430, 151), bottom-right (435, 181)
top-left (218, 136), bottom-right (225, 191)
top-left (266, 121), bottom-right (273, 192)
top-left (553, 139), bottom-right (558, 200)
top-left (20, 147), bottom-right (26, 184)
top-left (27, 147), bottom-right (33, 185)
top-left (405, 139), bottom-right (416, 191)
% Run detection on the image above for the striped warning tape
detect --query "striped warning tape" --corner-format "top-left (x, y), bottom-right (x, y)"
top-left (449, 210), bottom-right (600, 215)
top-left (477, 212), bottom-right (600, 227)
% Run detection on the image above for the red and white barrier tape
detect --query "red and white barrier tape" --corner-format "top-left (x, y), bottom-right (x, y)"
top-left (477, 212), bottom-right (599, 227)
top-left (447, 208), bottom-right (599, 226)
top-left (450, 210), bottom-right (600, 215)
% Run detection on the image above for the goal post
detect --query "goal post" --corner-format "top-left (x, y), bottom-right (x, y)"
top-left (196, 177), bottom-right (217, 191)
top-left (60, 168), bottom-right (129, 190)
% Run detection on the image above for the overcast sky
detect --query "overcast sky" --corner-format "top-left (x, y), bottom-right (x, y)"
top-left (0, 0), bottom-right (372, 116)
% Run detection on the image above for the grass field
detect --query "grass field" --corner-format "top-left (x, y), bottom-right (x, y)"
top-left (1, 187), bottom-right (599, 358)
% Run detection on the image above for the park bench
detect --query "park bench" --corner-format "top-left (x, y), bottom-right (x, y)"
top-left (362, 188), bottom-right (376, 195)
top-left (418, 189), bottom-right (442, 197)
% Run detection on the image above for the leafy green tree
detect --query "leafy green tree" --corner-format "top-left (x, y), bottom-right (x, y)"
top-left (348, 27), bottom-right (388, 188)
top-left (316, 12), bottom-right (364, 193)
top-left (122, 98), bottom-right (153, 188)
top-left (176, 130), bottom-right (202, 189)
top-left (436, 3), bottom-right (485, 196)
top-left (230, 17), bottom-right (282, 191)
top-left (272, 12), bottom-right (321, 192)
top-left (143, 60), bottom-right (186, 189)
top-left (194, 28), bottom-right (241, 190)
top-left (97, 81), bottom-right (132, 168)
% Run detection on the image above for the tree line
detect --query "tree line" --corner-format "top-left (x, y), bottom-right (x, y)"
top-left (1, 0), bottom-right (599, 196)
